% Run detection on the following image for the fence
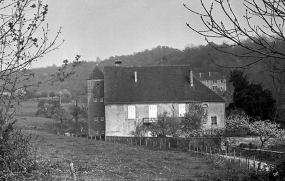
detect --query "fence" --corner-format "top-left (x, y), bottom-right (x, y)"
top-left (105, 136), bottom-right (271, 171)
top-left (105, 136), bottom-right (222, 150)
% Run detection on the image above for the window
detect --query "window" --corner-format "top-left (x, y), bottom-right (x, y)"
top-left (93, 95), bottom-right (97, 102)
top-left (212, 86), bottom-right (217, 90)
top-left (211, 116), bottom-right (217, 125)
top-left (220, 87), bottom-right (223, 91)
top-left (213, 80), bottom-right (217, 83)
top-left (100, 116), bottom-right (104, 121)
top-left (178, 104), bottom-right (185, 117)
top-left (100, 97), bottom-right (104, 102)
top-left (101, 130), bottom-right (105, 135)
top-left (94, 116), bottom-right (98, 121)
top-left (149, 105), bottom-right (157, 118)
top-left (221, 80), bottom-right (223, 83)
top-left (128, 105), bottom-right (136, 119)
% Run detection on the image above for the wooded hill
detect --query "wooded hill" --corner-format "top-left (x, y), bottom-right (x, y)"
top-left (30, 43), bottom-right (274, 97)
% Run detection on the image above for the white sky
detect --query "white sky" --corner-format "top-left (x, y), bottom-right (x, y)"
top-left (32, 0), bottom-right (245, 68)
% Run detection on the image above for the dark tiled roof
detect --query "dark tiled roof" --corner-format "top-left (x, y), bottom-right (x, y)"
top-left (194, 72), bottom-right (225, 81)
top-left (104, 66), bottom-right (224, 104)
top-left (88, 65), bottom-right (104, 80)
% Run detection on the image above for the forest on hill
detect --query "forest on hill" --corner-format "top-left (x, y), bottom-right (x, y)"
top-left (29, 41), bottom-right (277, 98)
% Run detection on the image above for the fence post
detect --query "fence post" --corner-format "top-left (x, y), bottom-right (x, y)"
top-left (253, 156), bottom-right (256, 171)
top-left (140, 138), bottom-right (142, 146)
top-left (188, 142), bottom-right (190, 151)
top-left (239, 152), bottom-right (241, 168)
top-left (225, 150), bottom-right (228, 162)
top-left (233, 150), bottom-right (235, 163)
top-left (168, 141), bottom-right (170, 148)
top-left (69, 160), bottom-right (77, 181)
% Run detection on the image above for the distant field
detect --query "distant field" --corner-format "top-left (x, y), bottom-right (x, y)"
top-left (16, 101), bottom-right (38, 117)
top-left (16, 117), bottom-right (226, 180)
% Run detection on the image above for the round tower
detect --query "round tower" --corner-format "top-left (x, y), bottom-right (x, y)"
top-left (87, 65), bottom-right (105, 137)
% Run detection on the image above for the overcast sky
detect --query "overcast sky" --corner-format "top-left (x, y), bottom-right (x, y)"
top-left (33, 0), bottom-right (243, 68)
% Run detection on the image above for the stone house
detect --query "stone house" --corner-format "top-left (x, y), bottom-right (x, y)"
top-left (195, 72), bottom-right (227, 92)
top-left (87, 64), bottom-right (225, 137)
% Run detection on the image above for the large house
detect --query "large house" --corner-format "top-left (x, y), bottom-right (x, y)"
top-left (195, 72), bottom-right (227, 92)
top-left (87, 63), bottom-right (225, 137)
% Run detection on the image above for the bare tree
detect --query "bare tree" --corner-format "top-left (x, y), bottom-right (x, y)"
top-left (184, 0), bottom-right (285, 67)
top-left (264, 60), bottom-right (285, 124)
top-left (185, 0), bottom-right (285, 124)
top-left (0, 1), bottom-right (80, 132)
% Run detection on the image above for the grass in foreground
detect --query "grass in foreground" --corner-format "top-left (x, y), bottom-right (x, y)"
top-left (16, 117), bottom-right (225, 180)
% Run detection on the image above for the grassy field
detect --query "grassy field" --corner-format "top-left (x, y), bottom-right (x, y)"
top-left (14, 117), bottom-right (226, 180)
top-left (11, 101), bottom-right (236, 180)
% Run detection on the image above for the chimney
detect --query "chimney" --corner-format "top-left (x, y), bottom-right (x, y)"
top-left (209, 72), bottom-right (211, 77)
top-left (135, 71), bottom-right (137, 82)
top-left (190, 70), bottom-right (193, 87)
top-left (115, 60), bottom-right (122, 66)
top-left (199, 72), bottom-right (201, 77)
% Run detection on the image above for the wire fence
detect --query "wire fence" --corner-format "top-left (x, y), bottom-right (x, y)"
top-left (104, 136), bottom-right (271, 171)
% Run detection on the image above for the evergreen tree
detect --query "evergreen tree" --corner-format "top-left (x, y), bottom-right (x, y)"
top-left (228, 70), bottom-right (277, 122)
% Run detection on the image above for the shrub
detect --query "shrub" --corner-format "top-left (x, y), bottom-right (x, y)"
top-left (36, 99), bottom-right (60, 118)
top-left (0, 122), bottom-right (37, 180)
top-left (195, 163), bottom-right (285, 181)
top-left (181, 104), bottom-right (207, 137)
top-left (224, 114), bottom-right (252, 137)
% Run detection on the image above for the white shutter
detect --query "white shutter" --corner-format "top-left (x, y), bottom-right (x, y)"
top-left (128, 105), bottom-right (136, 119)
top-left (179, 104), bottom-right (185, 117)
top-left (149, 105), bottom-right (157, 118)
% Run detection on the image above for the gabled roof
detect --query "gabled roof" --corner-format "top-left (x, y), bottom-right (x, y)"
top-left (195, 72), bottom-right (225, 81)
top-left (88, 65), bottom-right (104, 80)
top-left (104, 66), bottom-right (224, 104)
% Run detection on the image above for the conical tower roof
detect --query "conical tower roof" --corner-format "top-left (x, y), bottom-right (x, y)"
top-left (88, 65), bottom-right (104, 80)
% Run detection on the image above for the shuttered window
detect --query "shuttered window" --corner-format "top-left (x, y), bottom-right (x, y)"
top-left (149, 105), bottom-right (157, 118)
top-left (128, 105), bottom-right (136, 119)
top-left (178, 104), bottom-right (186, 117)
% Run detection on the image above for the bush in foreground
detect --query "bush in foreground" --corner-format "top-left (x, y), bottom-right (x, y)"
top-left (0, 122), bottom-right (61, 180)
top-left (193, 158), bottom-right (285, 181)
